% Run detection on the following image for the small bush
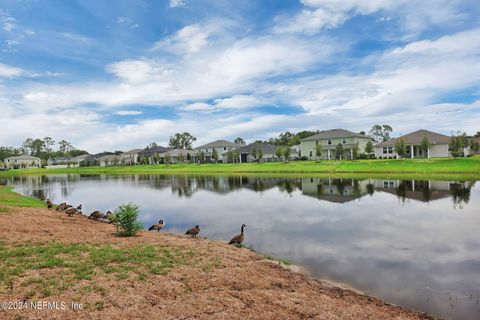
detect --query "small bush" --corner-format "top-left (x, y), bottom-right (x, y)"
top-left (109, 203), bottom-right (143, 237)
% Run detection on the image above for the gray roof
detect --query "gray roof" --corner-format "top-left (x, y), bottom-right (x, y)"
top-left (195, 140), bottom-right (242, 149)
top-left (5, 155), bottom-right (40, 161)
top-left (72, 154), bottom-right (90, 161)
top-left (234, 143), bottom-right (277, 154)
top-left (98, 154), bottom-right (121, 161)
top-left (161, 149), bottom-right (197, 157)
top-left (123, 148), bottom-right (143, 154)
top-left (300, 129), bottom-right (371, 141)
top-left (376, 129), bottom-right (450, 147)
top-left (138, 146), bottom-right (171, 157)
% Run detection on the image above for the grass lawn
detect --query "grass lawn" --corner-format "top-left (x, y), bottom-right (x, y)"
top-left (0, 186), bottom-right (46, 209)
top-left (0, 241), bottom-right (195, 299)
top-left (1, 156), bottom-right (480, 180)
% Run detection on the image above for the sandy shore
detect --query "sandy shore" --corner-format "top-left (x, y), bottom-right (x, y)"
top-left (0, 207), bottom-right (435, 320)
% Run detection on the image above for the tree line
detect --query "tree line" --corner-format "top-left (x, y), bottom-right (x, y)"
top-left (0, 137), bottom-right (88, 162)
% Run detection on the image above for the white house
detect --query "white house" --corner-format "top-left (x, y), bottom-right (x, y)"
top-left (195, 140), bottom-right (243, 162)
top-left (3, 155), bottom-right (41, 169)
top-left (300, 129), bottom-right (375, 160)
top-left (120, 149), bottom-right (143, 165)
top-left (160, 149), bottom-right (197, 164)
top-left (374, 129), bottom-right (451, 159)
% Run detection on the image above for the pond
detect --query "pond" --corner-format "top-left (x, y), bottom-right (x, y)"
top-left (2, 174), bottom-right (480, 320)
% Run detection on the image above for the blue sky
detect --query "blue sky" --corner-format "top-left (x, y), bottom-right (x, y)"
top-left (1, 0), bottom-right (479, 152)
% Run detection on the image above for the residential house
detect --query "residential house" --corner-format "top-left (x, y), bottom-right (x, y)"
top-left (98, 154), bottom-right (121, 167)
top-left (195, 140), bottom-right (242, 162)
top-left (160, 149), bottom-right (197, 164)
top-left (71, 154), bottom-right (90, 166)
top-left (80, 152), bottom-right (115, 167)
top-left (3, 155), bottom-right (41, 169)
top-left (374, 129), bottom-right (451, 159)
top-left (224, 142), bottom-right (277, 163)
top-left (300, 129), bottom-right (374, 160)
top-left (120, 149), bottom-right (143, 165)
top-left (138, 146), bottom-right (171, 164)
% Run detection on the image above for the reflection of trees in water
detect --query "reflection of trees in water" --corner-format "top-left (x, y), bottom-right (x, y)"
top-left (171, 176), bottom-right (195, 198)
top-left (396, 181), bottom-right (409, 203)
top-left (277, 179), bottom-right (301, 194)
top-left (450, 181), bottom-right (474, 208)
top-left (366, 183), bottom-right (375, 196)
top-left (332, 179), bottom-right (349, 195)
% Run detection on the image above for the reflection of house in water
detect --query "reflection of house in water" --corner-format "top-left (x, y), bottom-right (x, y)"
top-left (301, 178), bottom-right (369, 203)
top-left (373, 180), bottom-right (474, 205)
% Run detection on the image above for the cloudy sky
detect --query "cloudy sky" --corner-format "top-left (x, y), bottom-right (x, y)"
top-left (1, 0), bottom-right (479, 152)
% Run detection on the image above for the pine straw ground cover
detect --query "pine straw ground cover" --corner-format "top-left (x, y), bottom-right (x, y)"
top-left (0, 195), bottom-right (435, 319)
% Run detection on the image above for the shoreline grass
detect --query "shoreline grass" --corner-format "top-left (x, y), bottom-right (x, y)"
top-left (1, 156), bottom-right (480, 181)
top-left (0, 186), bottom-right (46, 208)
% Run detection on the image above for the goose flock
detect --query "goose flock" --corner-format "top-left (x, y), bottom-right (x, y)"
top-left (43, 198), bottom-right (246, 246)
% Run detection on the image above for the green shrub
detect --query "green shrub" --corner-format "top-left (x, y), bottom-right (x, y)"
top-left (109, 203), bottom-right (143, 237)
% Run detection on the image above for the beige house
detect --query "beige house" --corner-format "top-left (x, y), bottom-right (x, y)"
top-left (120, 149), bottom-right (143, 165)
top-left (300, 129), bottom-right (374, 160)
top-left (374, 129), bottom-right (450, 159)
top-left (195, 140), bottom-right (242, 162)
top-left (160, 149), bottom-right (197, 164)
top-left (98, 154), bottom-right (121, 167)
top-left (3, 155), bottom-right (41, 169)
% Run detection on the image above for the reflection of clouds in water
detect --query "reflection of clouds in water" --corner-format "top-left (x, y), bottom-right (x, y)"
top-left (5, 175), bottom-right (480, 320)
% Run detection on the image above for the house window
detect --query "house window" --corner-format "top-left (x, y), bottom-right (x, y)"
top-left (388, 147), bottom-right (393, 154)
top-left (328, 139), bottom-right (332, 145)
top-left (342, 138), bottom-right (346, 144)
top-left (383, 147), bottom-right (388, 154)
top-left (309, 151), bottom-right (313, 157)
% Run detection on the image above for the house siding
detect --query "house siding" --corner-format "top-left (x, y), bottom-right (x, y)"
top-left (301, 137), bottom-right (372, 160)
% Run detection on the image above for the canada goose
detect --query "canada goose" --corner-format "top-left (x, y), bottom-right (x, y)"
top-left (148, 220), bottom-right (165, 232)
top-left (46, 199), bottom-right (53, 209)
top-left (89, 211), bottom-right (103, 220)
top-left (56, 202), bottom-right (67, 211)
top-left (65, 207), bottom-right (77, 217)
top-left (185, 225), bottom-right (200, 238)
top-left (76, 204), bottom-right (82, 211)
top-left (229, 224), bottom-right (246, 247)
top-left (103, 211), bottom-right (113, 221)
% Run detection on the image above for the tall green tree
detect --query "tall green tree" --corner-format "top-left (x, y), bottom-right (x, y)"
top-left (169, 132), bottom-right (197, 149)
top-left (394, 138), bottom-right (407, 158)
top-left (256, 148), bottom-right (263, 162)
top-left (275, 146), bottom-right (283, 160)
top-left (365, 140), bottom-right (374, 154)
top-left (335, 143), bottom-right (344, 160)
top-left (352, 142), bottom-right (360, 160)
top-left (212, 149), bottom-right (219, 163)
top-left (369, 125), bottom-right (393, 142)
top-left (283, 146), bottom-right (291, 161)
top-left (43, 137), bottom-right (55, 153)
top-left (420, 136), bottom-right (430, 157)
top-left (449, 132), bottom-right (468, 158)
top-left (234, 137), bottom-right (245, 145)
top-left (315, 143), bottom-right (322, 160)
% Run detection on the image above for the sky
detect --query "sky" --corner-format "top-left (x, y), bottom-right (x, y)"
top-left (0, 0), bottom-right (479, 153)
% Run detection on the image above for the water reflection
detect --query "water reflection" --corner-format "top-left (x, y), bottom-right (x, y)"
top-left (2, 174), bottom-right (480, 320)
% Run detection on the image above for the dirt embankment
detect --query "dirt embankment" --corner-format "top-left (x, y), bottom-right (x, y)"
top-left (0, 207), bottom-right (434, 320)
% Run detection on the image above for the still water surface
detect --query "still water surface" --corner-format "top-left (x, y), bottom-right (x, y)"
top-left (3, 174), bottom-right (480, 320)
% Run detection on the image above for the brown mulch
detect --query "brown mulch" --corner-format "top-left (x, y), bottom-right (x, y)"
top-left (0, 207), bottom-right (435, 320)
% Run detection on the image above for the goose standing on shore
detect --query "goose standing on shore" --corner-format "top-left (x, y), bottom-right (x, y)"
top-left (185, 225), bottom-right (200, 238)
top-left (148, 220), bottom-right (165, 232)
top-left (89, 211), bottom-right (103, 220)
top-left (46, 199), bottom-right (53, 209)
top-left (229, 224), bottom-right (246, 247)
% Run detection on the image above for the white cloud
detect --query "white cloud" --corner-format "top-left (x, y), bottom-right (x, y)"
top-left (275, 0), bottom-right (473, 37)
top-left (114, 110), bottom-right (143, 116)
top-left (0, 63), bottom-right (23, 77)
top-left (0, 9), bottom-right (16, 32)
top-left (169, 0), bottom-right (186, 8)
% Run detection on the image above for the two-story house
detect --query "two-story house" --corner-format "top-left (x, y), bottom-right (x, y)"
top-left (195, 140), bottom-right (242, 162)
top-left (300, 129), bottom-right (374, 160)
